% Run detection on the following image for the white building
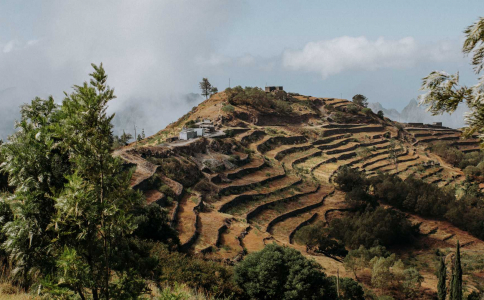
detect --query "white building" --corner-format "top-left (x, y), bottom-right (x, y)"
top-left (194, 128), bottom-right (205, 137)
top-left (179, 128), bottom-right (197, 140)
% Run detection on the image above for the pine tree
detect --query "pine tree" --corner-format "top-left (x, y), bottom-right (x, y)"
top-left (450, 241), bottom-right (463, 300)
top-left (199, 78), bottom-right (212, 99)
top-left (49, 64), bottom-right (147, 299)
top-left (437, 256), bottom-right (446, 300)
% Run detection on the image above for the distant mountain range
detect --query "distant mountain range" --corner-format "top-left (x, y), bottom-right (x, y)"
top-left (368, 99), bottom-right (468, 129)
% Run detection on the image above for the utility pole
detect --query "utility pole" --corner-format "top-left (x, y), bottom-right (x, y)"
top-left (134, 124), bottom-right (137, 148)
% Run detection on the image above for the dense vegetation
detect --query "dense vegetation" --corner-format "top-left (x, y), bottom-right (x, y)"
top-left (330, 206), bottom-right (419, 249)
top-left (334, 164), bottom-right (484, 242)
top-left (225, 86), bottom-right (293, 115)
top-left (431, 142), bottom-right (484, 179)
top-left (0, 65), bottom-right (186, 299)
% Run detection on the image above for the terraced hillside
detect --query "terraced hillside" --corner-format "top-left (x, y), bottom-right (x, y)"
top-left (116, 90), bottom-right (484, 296)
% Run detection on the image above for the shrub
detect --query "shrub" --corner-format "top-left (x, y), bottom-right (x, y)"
top-left (153, 245), bottom-right (242, 298)
top-left (333, 166), bottom-right (368, 193)
top-left (184, 120), bottom-right (196, 128)
top-left (273, 99), bottom-right (292, 114)
top-left (377, 110), bottom-right (384, 118)
top-left (333, 112), bottom-right (347, 123)
top-left (234, 244), bottom-right (337, 300)
top-left (222, 104), bottom-right (235, 113)
top-left (347, 104), bottom-right (360, 114)
top-left (294, 221), bottom-right (348, 257)
top-left (362, 107), bottom-right (372, 115)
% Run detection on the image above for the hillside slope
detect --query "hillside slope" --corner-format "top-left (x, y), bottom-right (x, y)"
top-left (116, 90), bottom-right (483, 297)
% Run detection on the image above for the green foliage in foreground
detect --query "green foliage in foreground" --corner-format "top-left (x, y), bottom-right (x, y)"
top-left (419, 16), bottom-right (484, 147)
top-left (234, 243), bottom-right (337, 300)
top-left (0, 64), bottom-right (178, 299)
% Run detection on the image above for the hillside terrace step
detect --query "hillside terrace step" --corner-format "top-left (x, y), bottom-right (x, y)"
top-left (356, 150), bottom-right (394, 169)
top-left (370, 155), bottom-right (420, 175)
top-left (217, 163), bottom-right (286, 196)
top-left (324, 99), bottom-right (348, 106)
top-left (450, 140), bottom-right (481, 147)
top-left (462, 147), bottom-right (481, 154)
top-left (265, 188), bottom-right (335, 233)
top-left (193, 212), bottom-right (232, 253)
top-left (245, 183), bottom-right (321, 222)
top-left (325, 141), bottom-right (390, 160)
top-left (364, 150), bottom-right (410, 172)
top-left (265, 143), bottom-right (314, 161)
top-left (317, 138), bottom-right (355, 150)
top-left (177, 193), bottom-right (201, 246)
top-left (238, 129), bottom-right (266, 145)
top-left (321, 125), bottom-right (385, 137)
top-left (222, 157), bottom-right (267, 180)
top-left (420, 167), bottom-right (444, 181)
top-left (248, 135), bottom-right (272, 151)
top-left (415, 135), bottom-right (461, 144)
top-left (312, 134), bottom-right (348, 146)
top-left (405, 127), bottom-right (459, 132)
top-left (346, 148), bottom-right (393, 169)
top-left (256, 135), bottom-right (307, 153)
top-left (282, 148), bottom-right (323, 170)
top-left (324, 143), bottom-right (359, 155)
top-left (216, 175), bottom-right (302, 213)
top-left (384, 159), bottom-right (421, 176)
top-left (427, 176), bottom-right (443, 185)
top-left (215, 222), bottom-right (248, 260)
top-left (333, 102), bottom-right (351, 108)
top-left (287, 213), bottom-right (319, 244)
top-left (144, 189), bottom-right (165, 205)
top-left (321, 123), bottom-right (364, 129)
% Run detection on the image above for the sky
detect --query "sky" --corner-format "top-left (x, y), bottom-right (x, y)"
top-left (1, 0), bottom-right (483, 138)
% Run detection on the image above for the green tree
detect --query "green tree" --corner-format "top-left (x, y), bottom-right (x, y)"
top-left (234, 243), bottom-right (336, 300)
top-left (344, 246), bottom-right (389, 280)
top-left (1, 97), bottom-right (69, 289)
top-left (199, 78), bottom-right (212, 99)
top-left (294, 222), bottom-right (347, 257)
top-left (370, 254), bottom-right (396, 290)
top-left (450, 241), bottom-right (463, 300)
top-left (387, 139), bottom-right (404, 172)
top-left (211, 86), bottom-right (218, 95)
top-left (336, 277), bottom-right (365, 300)
top-left (419, 17), bottom-right (484, 146)
top-left (377, 110), bottom-right (384, 118)
top-left (48, 64), bottom-right (149, 299)
top-left (352, 94), bottom-right (368, 107)
top-left (437, 257), bottom-right (447, 300)
top-left (401, 267), bottom-right (423, 298)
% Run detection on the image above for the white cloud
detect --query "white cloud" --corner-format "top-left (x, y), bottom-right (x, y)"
top-left (282, 36), bottom-right (459, 79)
top-left (0, 0), bottom-right (245, 137)
top-left (3, 40), bottom-right (16, 53)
